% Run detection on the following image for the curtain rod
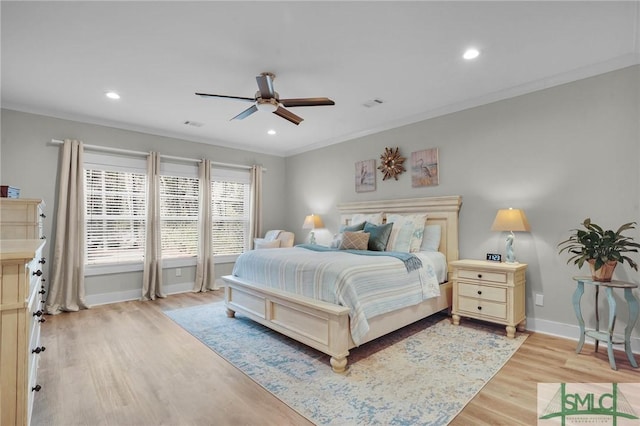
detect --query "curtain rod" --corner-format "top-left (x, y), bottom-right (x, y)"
top-left (49, 139), bottom-right (266, 171)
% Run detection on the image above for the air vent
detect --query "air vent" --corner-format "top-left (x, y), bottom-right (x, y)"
top-left (362, 98), bottom-right (384, 108)
top-left (183, 120), bottom-right (204, 127)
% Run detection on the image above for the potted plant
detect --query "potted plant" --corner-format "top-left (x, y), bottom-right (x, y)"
top-left (558, 218), bottom-right (640, 282)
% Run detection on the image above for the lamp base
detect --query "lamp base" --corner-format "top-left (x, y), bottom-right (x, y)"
top-left (309, 231), bottom-right (316, 245)
top-left (504, 232), bottom-right (517, 263)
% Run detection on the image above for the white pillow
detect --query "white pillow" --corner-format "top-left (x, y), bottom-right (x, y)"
top-left (351, 212), bottom-right (383, 226)
top-left (420, 225), bottom-right (441, 252)
top-left (254, 239), bottom-right (281, 249)
top-left (330, 233), bottom-right (344, 249)
top-left (385, 213), bottom-right (427, 252)
top-left (263, 230), bottom-right (282, 241)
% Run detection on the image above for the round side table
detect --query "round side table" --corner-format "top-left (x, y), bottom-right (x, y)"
top-left (571, 276), bottom-right (639, 370)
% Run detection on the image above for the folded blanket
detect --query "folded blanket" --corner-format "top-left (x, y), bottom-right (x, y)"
top-left (296, 244), bottom-right (422, 272)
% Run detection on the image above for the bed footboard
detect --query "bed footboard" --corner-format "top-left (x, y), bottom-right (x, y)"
top-left (222, 275), bottom-right (352, 373)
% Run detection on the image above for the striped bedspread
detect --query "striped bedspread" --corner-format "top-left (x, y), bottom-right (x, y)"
top-left (231, 246), bottom-right (441, 345)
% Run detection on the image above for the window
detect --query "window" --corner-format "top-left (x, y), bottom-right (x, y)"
top-left (211, 168), bottom-right (251, 257)
top-left (160, 162), bottom-right (199, 259)
top-left (83, 151), bottom-right (254, 271)
top-left (84, 152), bottom-right (147, 266)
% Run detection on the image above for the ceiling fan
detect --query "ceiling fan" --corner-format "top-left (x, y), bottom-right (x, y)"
top-left (196, 72), bottom-right (335, 125)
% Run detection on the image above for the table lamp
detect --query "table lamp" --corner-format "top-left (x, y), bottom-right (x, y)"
top-left (302, 214), bottom-right (324, 245)
top-left (491, 208), bottom-right (531, 263)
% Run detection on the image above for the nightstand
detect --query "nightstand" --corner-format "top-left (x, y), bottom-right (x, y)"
top-left (450, 259), bottom-right (527, 338)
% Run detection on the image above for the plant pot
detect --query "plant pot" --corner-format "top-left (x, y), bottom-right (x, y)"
top-left (588, 259), bottom-right (617, 282)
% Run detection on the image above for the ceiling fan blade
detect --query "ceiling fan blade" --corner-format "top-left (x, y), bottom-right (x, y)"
top-left (256, 73), bottom-right (275, 99)
top-left (273, 106), bottom-right (303, 125)
top-left (196, 93), bottom-right (255, 102)
top-left (231, 104), bottom-right (258, 121)
top-left (280, 97), bottom-right (335, 107)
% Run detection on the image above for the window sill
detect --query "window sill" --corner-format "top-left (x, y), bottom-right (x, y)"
top-left (85, 254), bottom-right (241, 276)
top-left (85, 262), bottom-right (143, 276)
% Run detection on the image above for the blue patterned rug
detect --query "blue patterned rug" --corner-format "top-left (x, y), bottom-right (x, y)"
top-left (165, 302), bottom-right (527, 425)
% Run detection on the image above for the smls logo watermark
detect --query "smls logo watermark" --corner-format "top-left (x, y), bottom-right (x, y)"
top-left (538, 383), bottom-right (640, 425)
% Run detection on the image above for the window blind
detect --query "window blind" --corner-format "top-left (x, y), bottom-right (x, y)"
top-left (211, 168), bottom-right (250, 256)
top-left (85, 169), bottom-right (147, 265)
top-left (160, 175), bottom-right (199, 258)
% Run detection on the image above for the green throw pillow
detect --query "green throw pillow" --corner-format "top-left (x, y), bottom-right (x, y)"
top-left (340, 221), bottom-right (366, 232)
top-left (363, 222), bottom-right (394, 251)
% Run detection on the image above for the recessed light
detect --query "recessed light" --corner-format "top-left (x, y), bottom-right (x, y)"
top-left (105, 91), bottom-right (120, 100)
top-left (463, 48), bottom-right (480, 60)
top-left (267, 129), bottom-right (276, 135)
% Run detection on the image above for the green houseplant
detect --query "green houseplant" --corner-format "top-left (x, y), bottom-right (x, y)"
top-left (558, 218), bottom-right (640, 282)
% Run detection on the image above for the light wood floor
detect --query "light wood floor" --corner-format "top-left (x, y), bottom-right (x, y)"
top-left (31, 291), bottom-right (639, 426)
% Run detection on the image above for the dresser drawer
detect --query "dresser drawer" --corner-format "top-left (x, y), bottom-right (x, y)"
top-left (28, 318), bottom-right (42, 378)
top-left (457, 268), bottom-right (507, 283)
top-left (27, 285), bottom-right (43, 346)
top-left (27, 261), bottom-right (44, 299)
top-left (458, 297), bottom-right (507, 320)
top-left (457, 282), bottom-right (506, 302)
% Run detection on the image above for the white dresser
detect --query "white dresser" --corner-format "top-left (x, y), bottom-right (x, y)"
top-left (1, 239), bottom-right (47, 426)
top-left (1, 198), bottom-right (47, 425)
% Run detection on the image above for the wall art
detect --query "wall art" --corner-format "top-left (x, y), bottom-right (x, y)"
top-left (411, 148), bottom-right (439, 187)
top-left (355, 159), bottom-right (376, 192)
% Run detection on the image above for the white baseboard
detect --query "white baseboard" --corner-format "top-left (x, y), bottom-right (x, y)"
top-left (85, 281), bottom-right (195, 307)
top-left (526, 316), bottom-right (640, 354)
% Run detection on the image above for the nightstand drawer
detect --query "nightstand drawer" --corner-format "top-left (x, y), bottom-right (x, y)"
top-left (458, 297), bottom-right (507, 320)
top-left (458, 282), bottom-right (506, 302)
top-left (457, 269), bottom-right (507, 284)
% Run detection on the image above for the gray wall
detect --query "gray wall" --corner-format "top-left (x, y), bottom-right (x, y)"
top-left (2, 65), bottom-right (639, 345)
top-left (285, 65), bottom-right (640, 342)
top-left (0, 109), bottom-right (288, 302)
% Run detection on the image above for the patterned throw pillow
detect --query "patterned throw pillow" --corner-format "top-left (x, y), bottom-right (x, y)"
top-left (363, 222), bottom-right (393, 251)
top-left (330, 233), bottom-right (344, 249)
top-left (339, 231), bottom-right (370, 250)
top-left (386, 213), bottom-right (428, 252)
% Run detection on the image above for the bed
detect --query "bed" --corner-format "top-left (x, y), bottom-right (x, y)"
top-left (222, 195), bottom-right (462, 372)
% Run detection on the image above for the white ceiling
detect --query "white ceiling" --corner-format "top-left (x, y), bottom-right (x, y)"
top-left (2, 1), bottom-right (639, 157)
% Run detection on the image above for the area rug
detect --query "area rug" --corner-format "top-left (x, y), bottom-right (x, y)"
top-left (165, 303), bottom-right (527, 425)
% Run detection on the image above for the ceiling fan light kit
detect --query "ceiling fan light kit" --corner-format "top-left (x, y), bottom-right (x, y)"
top-left (256, 98), bottom-right (279, 113)
top-left (196, 72), bottom-right (335, 126)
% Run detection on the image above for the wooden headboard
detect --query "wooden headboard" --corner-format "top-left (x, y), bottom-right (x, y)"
top-left (336, 196), bottom-right (462, 263)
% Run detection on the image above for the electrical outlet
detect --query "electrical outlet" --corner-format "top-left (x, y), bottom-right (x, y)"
top-left (535, 293), bottom-right (544, 306)
top-left (176, 268), bottom-right (182, 277)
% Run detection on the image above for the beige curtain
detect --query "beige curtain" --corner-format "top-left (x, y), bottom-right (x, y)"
top-left (249, 165), bottom-right (263, 249)
top-left (194, 159), bottom-right (216, 292)
top-left (46, 139), bottom-right (89, 314)
top-left (142, 152), bottom-right (165, 300)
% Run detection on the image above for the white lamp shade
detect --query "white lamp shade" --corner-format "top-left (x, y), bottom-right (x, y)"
top-left (302, 214), bottom-right (324, 229)
top-left (491, 208), bottom-right (531, 232)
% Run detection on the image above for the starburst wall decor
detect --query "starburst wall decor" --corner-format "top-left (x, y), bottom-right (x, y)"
top-left (377, 147), bottom-right (406, 181)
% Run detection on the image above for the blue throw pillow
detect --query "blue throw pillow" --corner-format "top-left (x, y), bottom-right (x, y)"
top-left (340, 221), bottom-right (366, 232)
top-left (363, 222), bottom-right (394, 251)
